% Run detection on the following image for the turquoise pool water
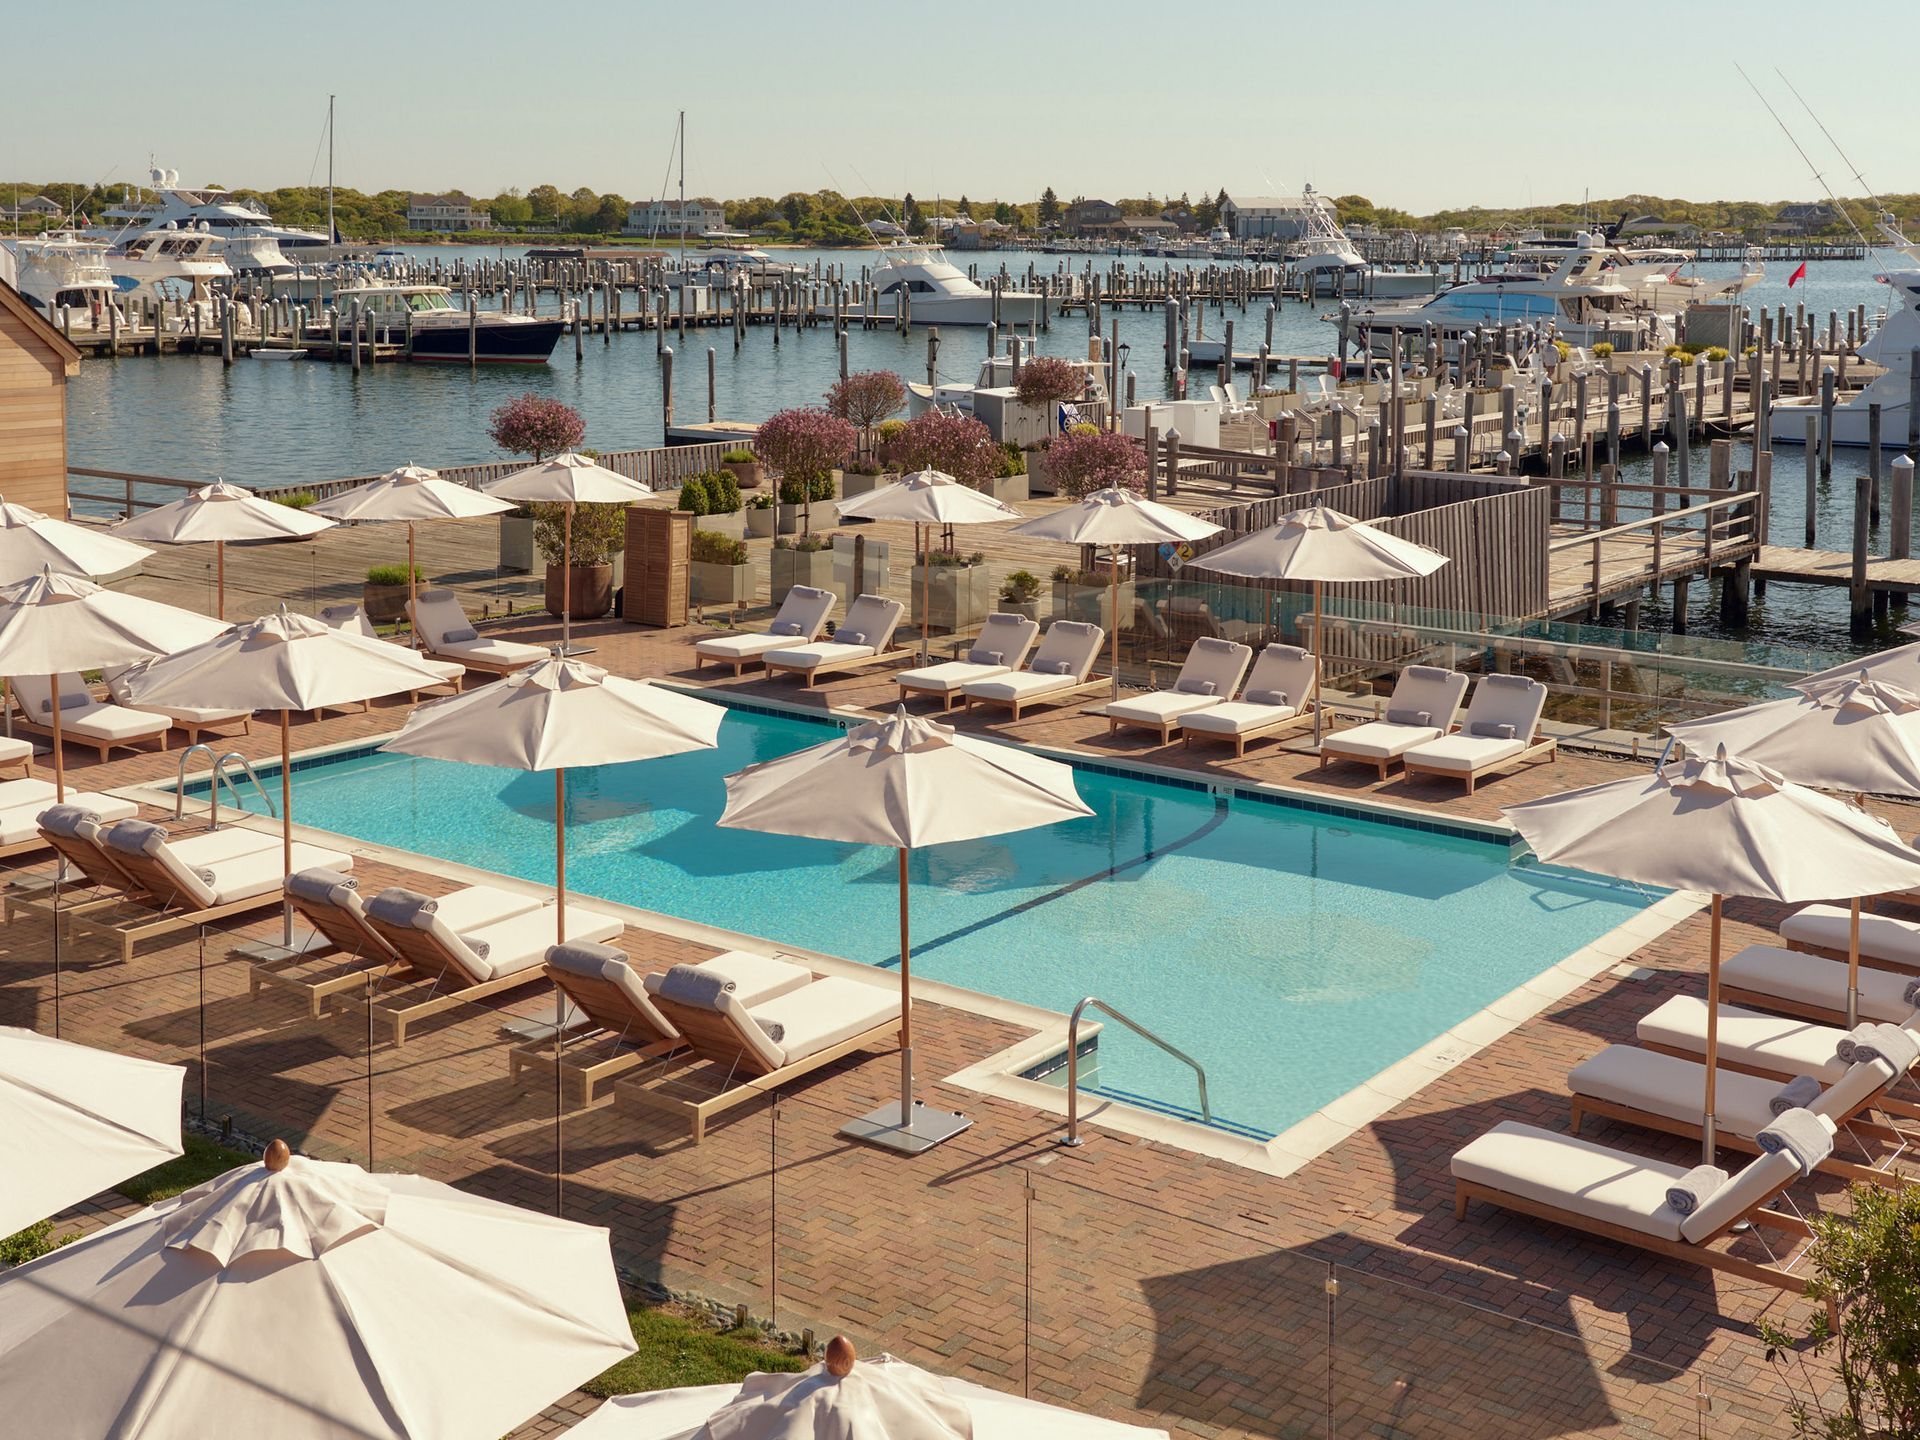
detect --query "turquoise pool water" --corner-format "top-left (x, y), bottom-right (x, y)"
top-left (227, 708), bottom-right (1655, 1138)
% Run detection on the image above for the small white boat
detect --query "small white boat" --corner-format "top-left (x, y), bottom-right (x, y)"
top-left (252, 348), bottom-right (307, 361)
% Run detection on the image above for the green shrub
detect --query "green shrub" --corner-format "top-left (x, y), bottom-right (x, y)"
top-left (1000, 569), bottom-right (1041, 602)
top-left (923, 549), bottom-right (984, 568)
top-left (691, 530), bottom-right (748, 566)
top-left (997, 442), bottom-right (1026, 478)
top-left (1592, 342), bottom-right (1614, 358)
top-left (0, 1219), bottom-right (70, 1267)
top-left (875, 418), bottom-right (908, 445)
top-left (777, 478), bottom-right (807, 506)
top-left (721, 448), bottom-right (756, 465)
top-left (774, 533), bottom-right (833, 553)
top-left (679, 474), bottom-right (712, 517)
top-left (365, 563), bottom-right (423, 586)
top-left (711, 472), bottom-right (742, 513)
top-left (1703, 345), bottom-right (1730, 362)
top-left (746, 493), bottom-right (774, 510)
top-left (532, 501), bottom-right (627, 566)
top-left (806, 473), bottom-right (836, 503)
top-left (275, 491), bottom-right (317, 510)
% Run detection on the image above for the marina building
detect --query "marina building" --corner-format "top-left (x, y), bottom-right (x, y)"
top-left (0, 277), bottom-right (81, 516)
top-left (405, 193), bottom-right (494, 232)
top-left (624, 198), bottom-right (726, 237)
top-left (1219, 192), bottom-right (1335, 241)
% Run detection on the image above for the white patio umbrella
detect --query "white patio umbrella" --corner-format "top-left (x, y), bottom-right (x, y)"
top-left (0, 568), bottom-right (229, 800)
top-left (0, 1140), bottom-right (636, 1439)
top-left (1190, 504), bottom-right (1448, 742)
top-left (484, 452), bottom-right (652, 654)
top-left (110, 478), bottom-right (334, 620)
top-left (720, 709), bottom-right (1090, 1154)
top-left (1665, 672), bottom-right (1920, 1023)
top-left (1504, 746), bottom-right (1920, 1158)
top-left (116, 608), bottom-right (451, 941)
top-left (565, 1337), bottom-right (1171, 1438)
top-left (837, 469), bottom-right (1022, 663)
top-left (380, 656), bottom-right (726, 945)
top-left (0, 496), bottom-right (152, 583)
top-left (0, 1027), bottom-right (182, 1238)
top-left (310, 463), bottom-right (516, 625)
top-left (1796, 638), bottom-right (1920, 695)
top-left (1008, 486), bottom-right (1222, 698)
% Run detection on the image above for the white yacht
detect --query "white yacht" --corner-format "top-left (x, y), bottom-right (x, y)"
top-left (106, 225), bottom-right (231, 298)
top-left (97, 169), bottom-right (331, 268)
top-left (1288, 187), bottom-right (1440, 298)
top-left (1344, 232), bottom-right (1675, 358)
top-left (862, 243), bottom-right (1048, 327)
top-left (1610, 244), bottom-right (1764, 312)
top-left (5, 232), bottom-right (123, 327)
top-left (1770, 223), bottom-right (1918, 447)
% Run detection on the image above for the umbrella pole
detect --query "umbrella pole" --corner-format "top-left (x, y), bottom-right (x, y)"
top-left (1109, 547), bottom-right (1120, 700)
top-left (555, 768), bottom-right (568, 944)
top-left (898, 845), bottom-right (913, 1123)
top-left (49, 672), bottom-right (64, 804)
top-left (280, 710), bottom-right (294, 946)
top-left (919, 524), bottom-right (930, 664)
top-left (1848, 895), bottom-right (1862, 1029)
top-left (555, 764), bottom-right (567, 1218)
top-left (1702, 893), bottom-right (1722, 1161)
top-left (1311, 579), bottom-right (1325, 746)
top-left (408, 522), bottom-right (417, 645)
top-left (216, 540), bottom-right (225, 622)
top-left (562, 503), bottom-right (573, 656)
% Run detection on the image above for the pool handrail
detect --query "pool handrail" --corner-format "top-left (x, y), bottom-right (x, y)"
top-left (1060, 995), bottom-right (1211, 1146)
top-left (173, 744), bottom-right (276, 831)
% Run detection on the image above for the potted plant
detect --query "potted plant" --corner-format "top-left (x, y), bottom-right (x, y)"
top-left (987, 440), bottom-right (1029, 505)
top-left (999, 568), bottom-right (1042, 622)
top-left (745, 492), bottom-right (776, 540)
top-left (703, 469), bottom-right (745, 539)
top-left (824, 369), bottom-right (908, 464)
top-left (1012, 355), bottom-right (1086, 460)
top-left (1051, 563), bottom-right (1134, 630)
top-left (1045, 424), bottom-right (1147, 500)
top-left (488, 391), bottom-right (584, 573)
top-left (532, 500), bottom-right (626, 620)
top-left (840, 458), bottom-right (885, 501)
top-left (362, 563), bottom-right (420, 623)
top-left (754, 407), bottom-right (856, 537)
top-left (689, 528), bottom-right (752, 609)
top-left (912, 548), bottom-right (992, 633)
top-left (771, 532), bottom-right (837, 604)
top-left (720, 447), bottom-right (763, 491)
top-left (775, 478), bottom-right (807, 536)
top-left (882, 410), bottom-right (1001, 496)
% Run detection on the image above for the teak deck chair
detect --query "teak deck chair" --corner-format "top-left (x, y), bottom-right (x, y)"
top-left (694, 586), bottom-right (836, 676)
top-left (1178, 644), bottom-right (1320, 757)
top-left (761, 594), bottom-right (910, 688)
top-left (1317, 665), bottom-right (1469, 780)
top-left (1106, 637), bottom-right (1253, 744)
top-left (892, 613), bottom-right (1040, 711)
top-left (961, 621), bottom-right (1108, 721)
top-left (407, 587), bottom-right (547, 678)
top-left (1400, 674), bottom-right (1555, 794)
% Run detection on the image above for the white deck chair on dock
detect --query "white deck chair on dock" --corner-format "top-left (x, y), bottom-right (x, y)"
top-left (762, 594), bottom-right (909, 687)
top-left (1317, 665), bottom-right (1469, 779)
top-left (1400, 674), bottom-right (1555, 793)
top-left (962, 621), bottom-right (1107, 720)
top-left (694, 586), bottom-right (835, 676)
top-left (1106, 637), bottom-right (1252, 744)
top-left (893, 613), bottom-right (1040, 711)
top-left (11, 674), bottom-right (172, 761)
top-left (407, 588), bottom-right (547, 677)
top-left (1179, 645), bottom-right (1320, 757)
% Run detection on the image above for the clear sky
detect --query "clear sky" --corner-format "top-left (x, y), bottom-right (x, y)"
top-left (5, 0), bottom-right (1910, 213)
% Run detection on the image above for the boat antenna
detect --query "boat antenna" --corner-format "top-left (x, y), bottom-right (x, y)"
top-left (1774, 67), bottom-right (1900, 248)
top-left (1733, 62), bottom-right (1878, 255)
top-left (823, 163), bottom-right (895, 260)
top-left (677, 109), bottom-right (686, 271)
top-left (327, 95), bottom-right (336, 246)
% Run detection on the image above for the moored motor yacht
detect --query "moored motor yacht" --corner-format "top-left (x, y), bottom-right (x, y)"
top-left (309, 281), bottom-right (563, 363)
top-left (859, 243), bottom-right (1049, 327)
top-left (106, 225), bottom-right (231, 299)
top-left (1770, 223), bottom-right (1918, 447)
top-left (5, 231), bottom-right (124, 328)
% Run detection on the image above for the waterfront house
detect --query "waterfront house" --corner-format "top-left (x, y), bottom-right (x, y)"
top-left (0, 277), bottom-right (82, 517)
top-left (1065, 199), bottom-right (1123, 235)
top-left (1773, 201), bottom-right (1839, 236)
top-left (0, 195), bottom-right (62, 226)
top-left (864, 218), bottom-right (906, 239)
top-left (1218, 193), bottom-right (1334, 242)
top-left (406, 193), bottom-right (494, 233)
top-left (625, 198), bottom-right (726, 238)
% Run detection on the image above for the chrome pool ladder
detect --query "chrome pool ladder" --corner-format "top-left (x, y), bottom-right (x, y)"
top-left (174, 744), bottom-right (276, 831)
top-left (1059, 995), bottom-right (1210, 1146)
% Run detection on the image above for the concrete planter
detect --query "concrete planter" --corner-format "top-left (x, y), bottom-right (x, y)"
top-left (776, 504), bottom-right (804, 536)
top-left (839, 470), bottom-right (886, 501)
top-left (912, 563), bottom-right (993, 633)
top-left (772, 547), bottom-right (837, 605)
top-left (699, 509), bottom-right (747, 540)
top-left (722, 459), bottom-right (764, 490)
top-left (1024, 451), bottom-right (1055, 496)
top-left (361, 582), bottom-right (409, 624)
top-left (544, 563), bottom-right (614, 620)
top-left (690, 560), bottom-right (752, 609)
top-left (1000, 597), bottom-right (1041, 623)
top-left (746, 505), bottom-right (776, 539)
top-left (986, 472), bottom-right (1029, 505)
top-left (498, 514), bottom-right (537, 572)
top-left (1051, 578), bottom-right (1134, 631)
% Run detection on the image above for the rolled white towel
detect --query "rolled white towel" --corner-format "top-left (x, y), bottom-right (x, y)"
top-left (1755, 1107), bottom-right (1835, 1176)
top-left (1836, 1023), bottom-right (1879, 1064)
top-left (1857, 1024), bottom-right (1920, 1072)
top-left (1769, 1074), bottom-right (1822, 1117)
top-left (1904, 978), bottom-right (1920, 1007)
top-left (1664, 1164), bottom-right (1728, 1217)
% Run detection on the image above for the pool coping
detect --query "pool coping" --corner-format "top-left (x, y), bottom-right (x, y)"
top-left (136, 706), bottom-right (1695, 1180)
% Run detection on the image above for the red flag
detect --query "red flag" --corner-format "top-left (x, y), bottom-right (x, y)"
top-left (1788, 261), bottom-right (1808, 288)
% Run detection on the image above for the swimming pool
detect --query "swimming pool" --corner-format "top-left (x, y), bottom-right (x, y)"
top-left (222, 707), bottom-right (1655, 1138)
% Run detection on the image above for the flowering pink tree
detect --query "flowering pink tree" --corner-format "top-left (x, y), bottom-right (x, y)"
top-left (824, 370), bottom-right (907, 457)
top-left (488, 393), bottom-right (584, 461)
top-left (1046, 427), bottom-right (1147, 498)
top-left (1014, 356), bottom-right (1086, 410)
top-left (754, 407), bottom-right (857, 534)
top-left (880, 410), bottom-right (1001, 491)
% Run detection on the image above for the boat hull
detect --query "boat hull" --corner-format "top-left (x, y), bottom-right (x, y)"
top-left (1770, 397), bottom-right (1912, 448)
top-left (407, 319), bottom-right (565, 363)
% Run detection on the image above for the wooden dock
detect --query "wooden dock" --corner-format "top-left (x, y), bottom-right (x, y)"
top-left (1751, 545), bottom-right (1920, 592)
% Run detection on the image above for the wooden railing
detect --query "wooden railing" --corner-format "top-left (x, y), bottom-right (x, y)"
top-left (1546, 490), bottom-right (1761, 607)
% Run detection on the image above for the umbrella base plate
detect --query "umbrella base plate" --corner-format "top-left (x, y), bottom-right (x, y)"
top-left (841, 1100), bottom-right (972, 1155)
top-left (228, 931), bottom-right (333, 964)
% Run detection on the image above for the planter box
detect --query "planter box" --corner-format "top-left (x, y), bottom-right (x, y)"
top-left (1051, 578), bottom-right (1135, 631)
top-left (499, 514), bottom-right (536, 572)
top-left (746, 506), bottom-right (776, 539)
top-left (690, 560), bottom-right (752, 609)
top-left (544, 563), bottom-right (614, 620)
top-left (839, 470), bottom-right (886, 501)
top-left (1001, 597), bottom-right (1041, 623)
top-left (698, 510), bottom-right (746, 541)
top-left (912, 564), bottom-right (993, 633)
top-left (771, 547), bottom-right (837, 605)
top-left (1024, 451), bottom-right (1055, 496)
top-left (776, 504), bottom-right (804, 536)
top-left (722, 459), bottom-right (764, 490)
top-left (985, 473), bottom-right (1029, 505)
top-left (361, 582), bottom-right (409, 624)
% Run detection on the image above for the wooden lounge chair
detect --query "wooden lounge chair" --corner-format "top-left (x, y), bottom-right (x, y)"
top-left (0, 788), bottom-right (138, 862)
top-left (1567, 1044), bottom-right (1913, 1187)
top-left (69, 818), bottom-right (354, 965)
top-left (1452, 1114), bottom-right (1835, 1308)
top-left (360, 887), bottom-right (624, 1045)
top-left (893, 613), bottom-right (1040, 711)
top-left (102, 665), bottom-right (252, 747)
top-left (10, 674), bottom-right (171, 762)
top-left (407, 587), bottom-right (547, 678)
top-left (1782, 904), bottom-right (1920, 976)
top-left (614, 967), bottom-right (901, 1142)
top-left (962, 621), bottom-right (1107, 721)
top-left (246, 868), bottom-right (545, 1019)
top-left (762, 594), bottom-right (910, 688)
top-left (1401, 674), bottom-right (1556, 794)
top-left (1720, 943), bottom-right (1920, 1027)
top-left (12, 804), bottom-right (258, 928)
top-left (1107, 637), bottom-right (1252, 744)
top-left (1179, 645), bottom-right (1320, 757)
top-left (318, 604), bottom-right (465, 701)
top-left (0, 735), bottom-right (32, 781)
top-left (1317, 665), bottom-right (1469, 780)
top-left (694, 586), bottom-right (835, 676)
top-left (512, 940), bottom-right (812, 1103)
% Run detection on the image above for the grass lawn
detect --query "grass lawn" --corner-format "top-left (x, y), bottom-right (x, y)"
top-left (587, 1303), bottom-right (807, 1397)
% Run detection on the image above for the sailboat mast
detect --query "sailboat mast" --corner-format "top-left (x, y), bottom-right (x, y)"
top-left (326, 94), bottom-right (336, 245)
top-left (677, 109), bottom-right (686, 268)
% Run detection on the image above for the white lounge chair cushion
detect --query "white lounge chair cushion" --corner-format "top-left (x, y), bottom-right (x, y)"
top-left (102, 669), bottom-right (249, 725)
top-left (1240, 644), bottom-right (1317, 706)
top-left (18, 678), bottom-right (172, 742)
top-left (1320, 719), bottom-right (1441, 760)
top-left (1723, 943), bottom-right (1917, 1024)
top-left (1569, 1044), bottom-right (1794, 1140)
top-left (0, 793), bottom-right (136, 846)
top-left (433, 903), bottom-right (623, 985)
top-left (742, 976), bottom-right (900, 1067)
top-left (1179, 700), bottom-right (1300, 735)
top-left (965, 671), bottom-right (1084, 703)
top-left (699, 950), bottom-right (814, 1006)
top-left (0, 778), bottom-right (56, 809)
top-left (1108, 691), bottom-right (1221, 725)
top-left (1636, 995), bottom-right (1920, 1084)
top-left (1376, 665), bottom-right (1469, 730)
top-left (431, 635), bottom-right (547, 668)
top-left (0, 737), bottom-right (32, 764)
top-left (964, 615), bottom-right (1040, 669)
top-left (697, 633), bottom-right (793, 661)
top-left (1451, 1120), bottom-right (1691, 1241)
top-left (184, 843), bottom-right (353, 908)
top-left (897, 660), bottom-right (1009, 695)
top-left (163, 826), bottom-right (284, 866)
top-left (1454, 673), bottom-right (1547, 743)
top-left (698, 588), bottom-right (833, 661)
top-left (1782, 904), bottom-right (1920, 967)
top-left (1400, 733), bottom-right (1526, 773)
top-left (765, 641), bottom-right (877, 669)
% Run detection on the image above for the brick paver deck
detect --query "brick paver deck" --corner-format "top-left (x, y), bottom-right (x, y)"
top-left (2, 609), bottom-right (1870, 1437)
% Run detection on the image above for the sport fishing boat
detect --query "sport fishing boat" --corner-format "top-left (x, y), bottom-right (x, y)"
top-left (307, 281), bottom-right (564, 363)
top-left (861, 243), bottom-right (1049, 327)
top-left (5, 231), bottom-right (123, 328)
top-left (1770, 222), bottom-right (1919, 447)
top-left (105, 225), bottom-right (231, 299)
